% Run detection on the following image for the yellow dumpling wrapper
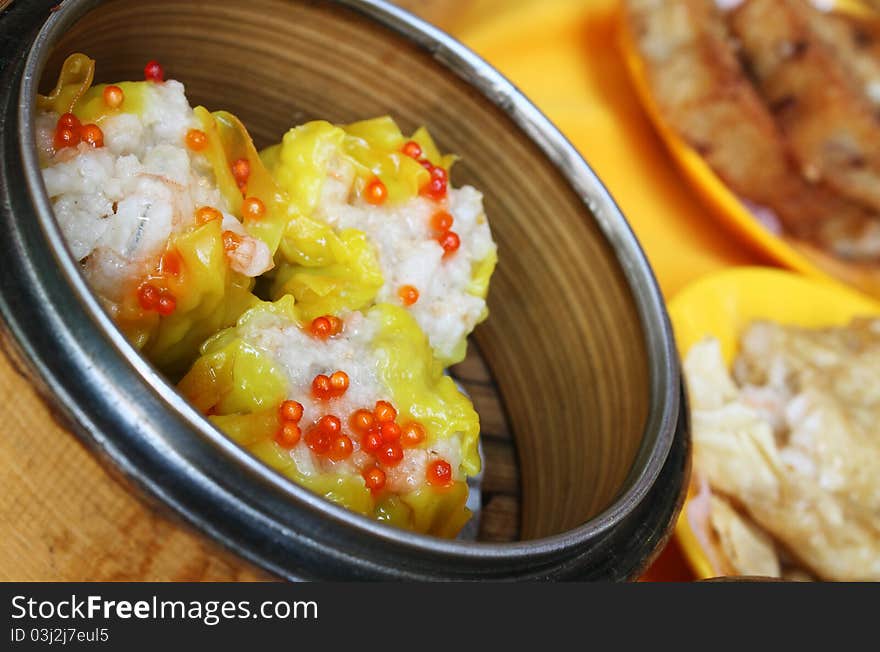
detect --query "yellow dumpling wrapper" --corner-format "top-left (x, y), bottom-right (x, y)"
top-left (37, 53), bottom-right (95, 115)
top-left (114, 221), bottom-right (258, 377)
top-left (178, 297), bottom-right (480, 536)
top-left (262, 116), bottom-right (495, 365)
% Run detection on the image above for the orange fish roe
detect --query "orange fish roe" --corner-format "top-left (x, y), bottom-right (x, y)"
top-left (232, 158), bottom-right (250, 184)
top-left (377, 441), bottom-right (404, 466)
top-left (312, 372), bottom-right (349, 400)
top-left (374, 400), bottom-right (396, 424)
top-left (364, 178), bottom-right (387, 205)
top-left (222, 230), bottom-right (243, 253)
top-left (137, 283), bottom-right (159, 310)
top-left (398, 284), bottom-right (419, 306)
top-left (305, 425), bottom-right (332, 455)
top-left (80, 124), bottom-right (104, 148)
top-left (312, 374), bottom-right (332, 400)
top-left (427, 459), bottom-right (453, 487)
top-left (135, 243), bottom-right (189, 316)
top-left (273, 394), bottom-right (442, 494)
top-left (430, 210), bottom-right (454, 233)
top-left (401, 422), bottom-right (426, 447)
top-left (275, 400), bottom-right (304, 449)
top-left (308, 315), bottom-right (343, 339)
top-left (329, 371), bottom-right (349, 396)
top-left (437, 230), bottom-right (461, 257)
top-left (309, 316), bottom-right (332, 339)
top-left (363, 467), bottom-right (386, 493)
top-left (274, 422), bottom-right (302, 448)
top-left (53, 113), bottom-right (81, 150)
top-left (317, 414), bottom-right (342, 436)
top-left (380, 421), bottom-right (401, 442)
top-left (290, 410), bottom-right (358, 461)
top-left (353, 403), bottom-right (429, 469)
top-left (57, 113), bottom-right (79, 130)
top-left (242, 196), bottom-right (265, 220)
top-left (328, 434), bottom-right (354, 461)
top-left (103, 85), bottom-right (124, 109)
top-left (137, 282), bottom-right (177, 316)
top-left (361, 429), bottom-right (384, 453)
top-left (195, 206), bottom-right (222, 225)
top-left (185, 128), bottom-right (207, 151)
top-left (401, 140), bottom-right (423, 159)
top-left (156, 293), bottom-right (177, 316)
top-left (280, 400), bottom-right (304, 423)
top-left (350, 409), bottom-right (375, 434)
top-left (54, 126), bottom-right (80, 150)
top-left (144, 60), bottom-right (164, 82)
top-left (420, 162), bottom-right (448, 200)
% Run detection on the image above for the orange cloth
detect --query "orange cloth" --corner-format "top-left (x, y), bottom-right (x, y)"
top-left (449, 0), bottom-right (767, 299)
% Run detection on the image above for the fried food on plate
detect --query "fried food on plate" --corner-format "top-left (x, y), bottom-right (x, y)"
top-left (731, 0), bottom-right (880, 213)
top-left (623, 0), bottom-right (880, 260)
top-left (803, 6), bottom-right (880, 107)
top-left (685, 320), bottom-right (880, 581)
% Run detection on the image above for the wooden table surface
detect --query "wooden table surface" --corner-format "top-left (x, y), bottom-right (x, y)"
top-left (0, 338), bottom-right (269, 581)
top-left (0, 0), bottom-right (695, 582)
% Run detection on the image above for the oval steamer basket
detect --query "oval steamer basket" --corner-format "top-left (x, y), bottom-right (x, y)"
top-left (0, 0), bottom-right (688, 580)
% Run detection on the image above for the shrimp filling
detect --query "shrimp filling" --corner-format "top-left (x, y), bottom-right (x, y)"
top-left (36, 79), bottom-right (271, 309)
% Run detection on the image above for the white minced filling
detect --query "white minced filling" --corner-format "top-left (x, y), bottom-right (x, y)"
top-left (241, 308), bottom-right (387, 429)
top-left (37, 80), bottom-right (269, 306)
top-left (237, 307), bottom-right (463, 489)
top-left (317, 156), bottom-right (496, 361)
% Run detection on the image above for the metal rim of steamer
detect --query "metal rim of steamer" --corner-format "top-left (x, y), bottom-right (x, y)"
top-left (0, 0), bottom-right (686, 580)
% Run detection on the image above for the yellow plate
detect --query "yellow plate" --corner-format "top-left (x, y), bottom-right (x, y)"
top-left (617, 1), bottom-right (880, 299)
top-left (668, 266), bottom-right (880, 579)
